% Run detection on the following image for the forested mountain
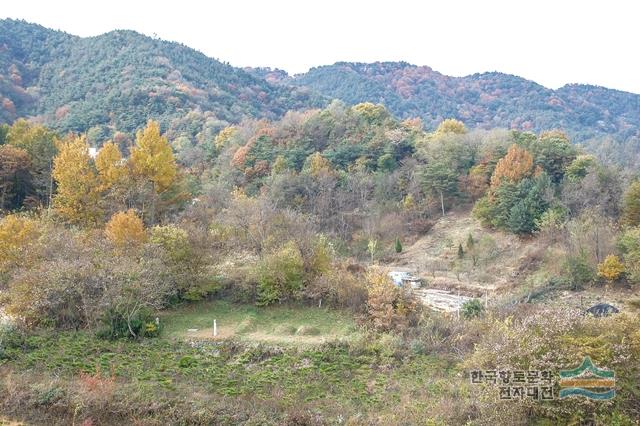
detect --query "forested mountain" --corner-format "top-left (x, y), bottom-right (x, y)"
top-left (0, 19), bottom-right (322, 140)
top-left (288, 62), bottom-right (640, 143)
top-left (2, 19), bottom-right (640, 151)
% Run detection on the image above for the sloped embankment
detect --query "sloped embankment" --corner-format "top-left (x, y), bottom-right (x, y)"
top-left (385, 210), bottom-right (545, 310)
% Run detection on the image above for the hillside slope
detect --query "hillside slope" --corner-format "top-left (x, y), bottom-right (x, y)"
top-left (0, 19), bottom-right (323, 136)
top-left (3, 20), bottom-right (640, 148)
top-left (384, 210), bottom-right (545, 297)
top-left (289, 62), bottom-right (640, 142)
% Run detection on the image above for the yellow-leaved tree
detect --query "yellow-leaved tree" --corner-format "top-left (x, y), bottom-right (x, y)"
top-left (597, 254), bottom-right (625, 283)
top-left (131, 121), bottom-right (176, 193)
top-left (214, 126), bottom-right (237, 150)
top-left (105, 209), bottom-right (147, 248)
top-left (130, 121), bottom-right (177, 223)
top-left (95, 141), bottom-right (127, 191)
top-left (435, 118), bottom-right (467, 135)
top-left (52, 135), bottom-right (102, 226)
top-left (304, 152), bottom-right (333, 177)
top-left (95, 141), bottom-right (129, 214)
top-left (0, 214), bottom-right (40, 272)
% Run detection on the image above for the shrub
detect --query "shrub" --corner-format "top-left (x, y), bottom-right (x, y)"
top-left (0, 214), bottom-right (40, 272)
top-left (150, 225), bottom-right (218, 301)
top-left (365, 270), bottom-right (419, 332)
top-left (461, 299), bottom-right (484, 319)
top-left (255, 241), bottom-right (304, 306)
top-left (275, 324), bottom-right (297, 335)
top-left (304, 265), bottom-right (368, 311)
top-left (104, 209), bottom-right (146, 248)
top-left (2, 228), bottom-right (173, 331)
top-left (597, 254), bottom-right (625, 283)
top-left (563, 250), bottom-right (596, 290)
top-left (96, 308), bottom-right (159, 340)
top-left (395, 237), bottom-right (403, 253)
top-left (463, 307), bottom-right (639, 423)
top-left (295, 326), bottom-right (320, 336)
top-left (0, 323), bottom-right (27, 360)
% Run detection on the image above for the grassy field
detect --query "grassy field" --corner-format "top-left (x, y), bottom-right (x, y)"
top-left (160, 300), bottom-right (362, 345)
top-left (0, 304), bottom-right (464, 425)
top-left (3, 300), bottom-right (639, 424)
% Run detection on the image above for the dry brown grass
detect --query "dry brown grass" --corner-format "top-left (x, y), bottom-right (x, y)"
top-left (385, 210), bottom-right (547, 295)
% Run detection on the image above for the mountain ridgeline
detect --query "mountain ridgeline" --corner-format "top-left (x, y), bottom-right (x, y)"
top-left (1, 19), bottom-right (640, 155)
top-left (0, 19), bottom-right (322, 140)
top-left (286, 62), bottom-right (640, 142)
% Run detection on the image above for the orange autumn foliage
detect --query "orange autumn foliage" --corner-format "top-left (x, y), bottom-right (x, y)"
top-left (490, 144), bottom-right (534, 189)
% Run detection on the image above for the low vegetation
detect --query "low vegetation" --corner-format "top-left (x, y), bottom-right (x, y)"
top-left (1, 87), bottom-right (640, 424)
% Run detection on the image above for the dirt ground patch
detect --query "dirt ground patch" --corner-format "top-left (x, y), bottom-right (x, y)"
top-left (383, 210), bottom-right (545, 300)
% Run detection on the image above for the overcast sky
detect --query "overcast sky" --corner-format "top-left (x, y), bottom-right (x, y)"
top-left (3, 0), bottom-right (639, 93)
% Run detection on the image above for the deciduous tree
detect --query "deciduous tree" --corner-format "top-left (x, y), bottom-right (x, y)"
top-left (105, 209), bottom-right (147, 248)
top-left (6, 119), bottom-right (57, 206)
top-left (0, 145), bottom-right (32, 210)
top-left (130, 121), bottom-right (177, 222)
top-left (52, 136), bottom-right (102, 226)
top-left (435, 118), bottom-right (466, 135)
top-left (622, 181), bottom-right (640, 228)
top-left (490, 144), bottom-right (533, 190)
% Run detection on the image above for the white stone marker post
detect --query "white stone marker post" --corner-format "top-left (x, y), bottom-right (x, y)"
top-left (213, 319), bottom-right (217, 337)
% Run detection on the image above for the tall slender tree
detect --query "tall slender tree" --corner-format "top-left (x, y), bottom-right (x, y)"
top-left (130, 120), bottom-right (177, 223)
top-left (52, 136), bottom-right (102, 226)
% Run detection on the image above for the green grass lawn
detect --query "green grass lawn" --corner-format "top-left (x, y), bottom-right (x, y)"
top-left (160, 300), bottom-right (361, 345)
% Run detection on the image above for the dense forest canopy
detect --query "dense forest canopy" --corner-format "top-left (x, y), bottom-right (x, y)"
top-left (2, 19), bottom-right (640, 169)
top-left (288, 62), bottom-right (640, 143)
top-left (0, 19), bottom-right (323, 141)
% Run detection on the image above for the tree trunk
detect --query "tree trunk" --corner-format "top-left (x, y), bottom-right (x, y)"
top-left (0, 186), bottom-right (5, 209)
top-left (440, 190), bottom-right (445, 216)
top-left (150, 181), bottom-right (156, 225)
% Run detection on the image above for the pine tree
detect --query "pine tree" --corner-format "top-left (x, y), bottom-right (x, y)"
top-left (466, 233), bottom-right (478, 266)
top-left (421, 160), bottom-right (459, 216)
top-left (466, 234), bottom-right (475, 249)
top-left (458, 243), bottom-right (464, 259)
top-left (395, 237), bottom-right (403, 253)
